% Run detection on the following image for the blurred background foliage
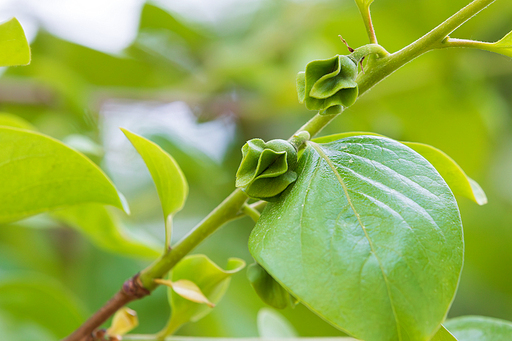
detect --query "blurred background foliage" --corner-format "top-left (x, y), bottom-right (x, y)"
top-left (0, 0), bottom-right (511, 339)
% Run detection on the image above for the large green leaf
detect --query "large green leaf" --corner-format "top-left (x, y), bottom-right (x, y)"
top-left (313, 132), bottom-right (486, 205)
top-left (0, 127), bottom-right (127, 224)
top-left (444, 316), bottom-right (512, 341)
top-left (158, 254), bottom-right (245, 337)
top-left (249, 135), bottom-right (463, 341)
top-left (0, 18), bottom-right (30, 67)
top-left (122, 129), bottom-right (188, 247)
top-left (0, 275), bottom-right (87, 338)
top-left (52, 203), bottom-right (159, 259)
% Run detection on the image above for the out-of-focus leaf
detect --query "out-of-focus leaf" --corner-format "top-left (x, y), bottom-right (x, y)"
top-left (155, 279), bottom-right (215, 307)
top-left (0, 275), bottom-right (87, 338)
top-left (250, 136), bottom-right (463, 341)
top-left (158, 255), bottom-right (245, 337)
top-left (431, 325), bottom-right (459, 341)
top-left (313, 132), bottom-right (486, 205)
top-left (122, 128), bottom-right (188, 246)
top-left (0, 127), bottom-right (128, 224)
top-left (62, 134), bottom-right (104, 157)
top-left (257, 308), bottom-right (298, 338)
top-left (52, 203), bottom-right (159, 259)
top-left (107, 307), bottom-right (139, 337)
top-left (0, 113), bottom-right (36, 131)
top-left (0, 18), bottom-right (30, 67)
top-left (404, 142), bottom-right (487, 205)
top-left (444, 316), bottom-right (512, 341)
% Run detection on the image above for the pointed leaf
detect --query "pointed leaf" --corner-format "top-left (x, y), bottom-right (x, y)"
top-left (156, 279), bottom-right (215, 308)
top-left (257, 308), bottom-right (298, 338)
top-left (492, 31), bottom-right (512, 58)
top-left (0, 113), bottom-right (36, 131)
top-left (431, 325), bottom-right (459, 341)
top-left (52, 203), bottom-right (159, 259)
top-left (0, 18), bottom-right (31, 67)
top-left (249, 135), bottom-right (463, 341)
top-left (0, 127), bottom-right (127, 224)
top-left (158, 255), bottom-right (245, 337)
top-left (313, 132), bottom-right (486, 205)
top-left (444, 316), bottom-right (512, 341)
top-left (122, 128), bottom-right (188, 245)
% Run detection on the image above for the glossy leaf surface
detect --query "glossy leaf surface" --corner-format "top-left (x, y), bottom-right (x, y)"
top-left (250, 135), bottom-right (463, 341)
top-left (122, 129), bottom-right (188, 245)
top-left (52, 203), bottom-right (159, 259)
top-left (0, 18), bottom-right (31, 67)
top-left (444, 316), bottom-right (512, 341)
top-left (313, 132), bottom-right (486, 205)
top-left (0, 127), bottom-right (127, 224)
top-left (159, 255), bottom-right (245, 337)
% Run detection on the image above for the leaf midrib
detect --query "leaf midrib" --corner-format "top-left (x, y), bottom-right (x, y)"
top-left (308, 142), bottom-right (402, 340)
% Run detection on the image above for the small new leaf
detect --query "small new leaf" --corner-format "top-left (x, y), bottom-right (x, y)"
top-left (155, 279), bottom-right (215, 308)
top-left (107, 307), bottom-right (139, 337)
top-left (0, 18), bottom-right (31, 67)
top-left (122, 128), bottom-right (188, 247)
top-left (493, 31), bottom-right (512, 58)
top-left (157, 255), bottom-right (245, 337)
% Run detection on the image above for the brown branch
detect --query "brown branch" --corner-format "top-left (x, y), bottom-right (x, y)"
top-left (62, 274), bottom-right (150, 341)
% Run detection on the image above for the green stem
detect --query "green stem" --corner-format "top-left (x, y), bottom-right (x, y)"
top-left (356, 3), bottom-right (378, 44)
top-left (437, 37), bottom-right (495, 50)
top-left (242, 204), bottom-right (261, 223)
top-left (139, 189), bottom-right (249, 290)
top-left (356, 0), bottom-right (496, 95)
top-left (350, 44), bottom-right (389, 63)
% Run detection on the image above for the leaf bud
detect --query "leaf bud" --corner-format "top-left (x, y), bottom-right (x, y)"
top-left (106, 307), bottom-right (139, 338)
top-left (236, 138), bottom-right (298, 200)
top-left (297, 54), bottom-right (359, 114)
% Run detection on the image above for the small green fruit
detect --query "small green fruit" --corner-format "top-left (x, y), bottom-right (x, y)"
top-left (297, 54), bottom-right (359, 114)
top-left (236, 138), bottom-right (298, 201)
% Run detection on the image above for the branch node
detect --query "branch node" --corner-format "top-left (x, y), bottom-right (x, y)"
top-left (122, 273), bottom-right (151, 299)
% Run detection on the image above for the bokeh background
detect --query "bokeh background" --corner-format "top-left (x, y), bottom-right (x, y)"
top-left (0, 0), bottom-right (511, 339)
